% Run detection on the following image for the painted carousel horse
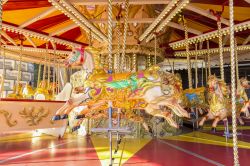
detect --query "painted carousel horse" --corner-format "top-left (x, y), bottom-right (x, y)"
top-left (198, 75), bottom-right (229, 131)
top-left (34, 80), bottom-right (50, 100)
top-left (235, 77), bottom-right (250, 125)
top-left (7, 83), bottom-right (23, 99)
top-left (52, 47), bottom-right (193, 129)
top-left (22, 82), bottom-right (35, 99)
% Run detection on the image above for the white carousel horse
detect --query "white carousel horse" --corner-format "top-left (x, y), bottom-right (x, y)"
top-left (55, 83), bottom-right (73, 101)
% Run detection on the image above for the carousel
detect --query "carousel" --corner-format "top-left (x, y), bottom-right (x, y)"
top-left (0, 0), bottom-right (250, 166)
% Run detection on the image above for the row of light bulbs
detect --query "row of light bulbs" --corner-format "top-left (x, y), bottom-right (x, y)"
top-left (49, 0), bottom-right (107, 42)
top-left (174, 44), bottom-right (250, 57)
top-left (4, 45), bottom-right (71, 56)
top-left (170, 20), bottom-right (250, 49)
top-left (58, 0), bottom-right (107, 42)
top-left (139, 0), bottom-right (179, 42)
top-left (2, 23), bottom-right (80, 48)
top-left (146, 0), bottom-right (190, 42)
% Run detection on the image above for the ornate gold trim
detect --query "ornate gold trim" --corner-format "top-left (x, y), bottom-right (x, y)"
top-left (0, 110), bottom-right (17, 127)
top-left (19, 107), bottom-right (49, 126)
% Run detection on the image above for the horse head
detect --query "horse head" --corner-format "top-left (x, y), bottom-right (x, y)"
top-left (207, 75), bottom-right (218, 92)
top-left (239, 77), bottom-right (250, 89)
top-left (65, 48), bottom-right (85, 67)
top-left (65, 47), bottom-right (95, 73)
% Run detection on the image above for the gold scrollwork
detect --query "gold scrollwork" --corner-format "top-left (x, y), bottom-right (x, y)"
top-left (0, 110), bottom-right (18, 127)
top-left (19, 107), bottom-right (49, 126)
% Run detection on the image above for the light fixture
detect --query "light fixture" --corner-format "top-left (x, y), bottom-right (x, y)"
top-left (2, 23), bottom-right (80, 48)
top-left (146, 0), bottom-right (190, 42)
top-left (174, 44), bottom-right (250, 57)
top-left (139, 0), bottom-right (179, 42)
top-left (49, 0), bottom-right (107, 42)
top-left (5, 45), bottom-right (71, 56)
top-left (170, 20), bottom-right (250, 49)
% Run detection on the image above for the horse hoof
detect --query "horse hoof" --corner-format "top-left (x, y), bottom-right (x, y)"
top-left (160, 131), bottom-right (165, 137)
top-left (201, 111), bottom-right (209, 116)
top-left (76, 114), bottom-right (85, 119)
top-left (149, 127), bottom-right (154, 137)
top-left (197, 125), bottom-right (203, 131)
top-left (239, 122), bottom-right (245, 126)
top-left (61, 114), bottom-right (68, 119)
top-left (52, 115), bottom-right (61, 121)
top-left (72, 125), bottom-right (80, 132)
top-left (211, 127), bottom-right (217, 133)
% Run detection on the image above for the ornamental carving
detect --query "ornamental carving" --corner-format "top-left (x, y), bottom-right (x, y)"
top-left (19, 107), bottom-right (49, 126)
top-left (0, 110), bottom-right (18, 127)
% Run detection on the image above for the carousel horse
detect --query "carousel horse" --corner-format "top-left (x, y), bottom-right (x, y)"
top-left (48, 82), bottom-right (57, 99)
top-left (199, 76), bottom-right (250, 130)
top-left (235, 77), bottom-right (250, 125)
top-left (52, 47), bottom-right (193, 130)
top-left (198, 75), bottom-right (229, 131)
top-left (22, 82), bottom-right (34, 99)
top-left (7, 83), bottom-right (23, 99)
top-left (34, 80), bottom-right (50, 100)
top-left (55, 82), bottom-right (73, 101)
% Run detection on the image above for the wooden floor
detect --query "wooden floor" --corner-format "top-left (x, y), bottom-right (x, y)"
top-left (1, 126), bottom-right (250, 166)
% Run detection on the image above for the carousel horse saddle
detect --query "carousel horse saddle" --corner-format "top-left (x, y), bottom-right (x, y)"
top-left (185, 93), bottom-right (198, 101)
top-left (56, 83), bottom-right (73, 101)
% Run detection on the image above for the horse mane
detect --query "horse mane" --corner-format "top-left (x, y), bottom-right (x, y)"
top-left (217, 80), bottom-right (228, 97)
top-left (208, 75), bottom-right (228, 97)
top-left (82, 50), bottom-right (95, 73)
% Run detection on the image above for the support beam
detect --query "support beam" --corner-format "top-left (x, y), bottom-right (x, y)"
top-left (168, 22), bottom-right (202, 35)
top-left (1, 39), bottom-right (7, 45)
top-left (49, 0), bottom-right (106, 42)
top-left (223, 35), bottom-right (229, 46)
top-left (51, 42), bottom-right (56, 50)
top-left (24, 35), bottom-right (37, 48)
top-left (146, 0), bottom-right (190, 42)
top-left (90, 18), bottom-right (155, 24)
top-left (1, 31), bottom-right (17, 46)
top-left (139, 0), bottom-right (177, 41)
top-left (185, 5), bottom-right (229, 26)
top-left (70, 0), bottom-right (170, 5)
top-left (242, 35), bottom-right (250, 45)
top-left (49, 24), bottom-right (78, 36)
top-left (19, 7), bottom-right (57, 28)
top-left (2, 23), bottom-right (81, 47)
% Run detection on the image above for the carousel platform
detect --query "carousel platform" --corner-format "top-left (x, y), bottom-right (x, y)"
top-left (1, 126), bottom-right (250, 166)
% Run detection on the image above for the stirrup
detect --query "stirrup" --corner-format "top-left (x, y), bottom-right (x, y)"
top-left (52, 115), bottom-right (61, 121)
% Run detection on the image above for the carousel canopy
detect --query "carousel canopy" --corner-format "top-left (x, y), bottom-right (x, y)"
top-left (1, 0), bottom-right (250, 64)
